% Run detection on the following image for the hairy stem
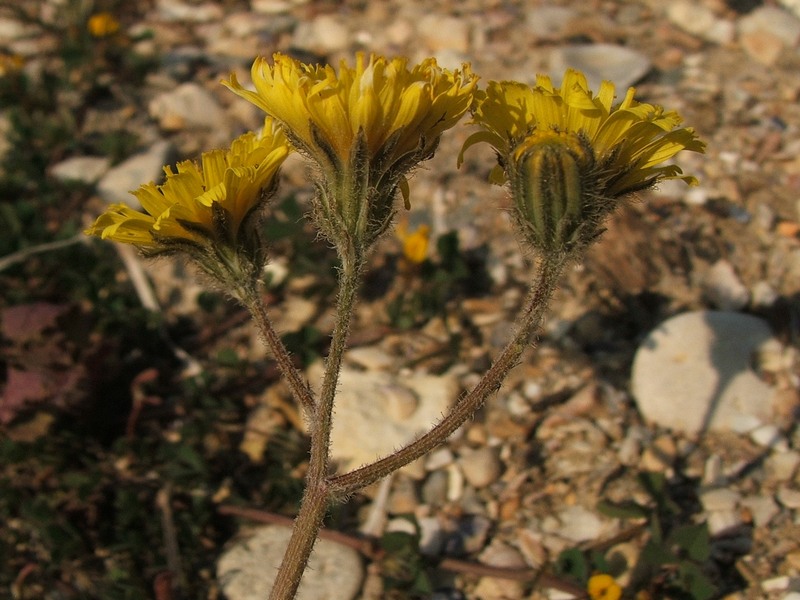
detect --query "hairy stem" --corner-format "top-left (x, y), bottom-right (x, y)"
top-left (241, 287), bottom-right (317, 417)
top-left (327, 254), bottom-right (567, 498)
top-left (267, 248), bottom-right (364, 600)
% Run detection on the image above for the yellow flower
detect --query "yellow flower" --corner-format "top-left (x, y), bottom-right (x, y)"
top-left (587, 574), bottom-right (622, 600)
top-left (461, 70), bottom-right (705, 196)
top-left (223, 53), bottom-right (477, 254)
top-left (86, 118), bottom-right (291, 284)
top-left (396, 222), bottom-right (430, 264)
top-left (459, 70), bottom-right (705, 254)
top-left (0, 52), bottom-right (24, 77)
top-left (87, 12), bottom-right (120, 38)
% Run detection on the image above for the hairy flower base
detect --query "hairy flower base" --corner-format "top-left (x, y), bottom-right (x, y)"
top-left (85, 119), bottom-right (291, 288)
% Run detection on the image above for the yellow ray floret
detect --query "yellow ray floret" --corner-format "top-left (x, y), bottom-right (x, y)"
top-left (85, 118), bottom-right (290, 248)
top-left (223, 52), bottom-right (478, 168)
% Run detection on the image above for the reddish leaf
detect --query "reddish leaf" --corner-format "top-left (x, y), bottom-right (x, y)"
top-left (0, 368), bottom-right (49, 424)
top-left (2, 303), bottom-right (70, 343)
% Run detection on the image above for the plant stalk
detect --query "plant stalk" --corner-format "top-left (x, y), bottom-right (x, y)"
top-left (328, 254), bottom-right (567, 497)
top-left (267, 248), bottom-right (364, 600)
top-left (241, 287), bottom-right (317, 417)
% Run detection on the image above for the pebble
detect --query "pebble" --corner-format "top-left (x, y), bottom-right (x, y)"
top-left (700, 488), bottom-right (740, 512)
top-left (292, 14), bottom-right (350, 54)
top-left (422, 470), bottom-right (449, 506)
top-left (706, 509), bottom-right (744, 536)
top-left (741, 495), bottom-right (780, 526)
top-left (217, 526), bottom-right (363, 600)
top-left (418, 516), bottom-right (445, 556)
top-left (387, 475), bottom-right (419, 515)
top-left (50, 156), bottom-right (111, 184)
top-left (631, 311), bottom-right (777, 435)
top-left (458, 446), bottom-right (502, 489)
top-left (738, 7), bottom-right (800, 65)
top-left (419, 14), bottom-right (471, 54)
top-left (777, 486), bottom-right (800, 509)
top-left (524, 5), bottom-right (577, 40)
top-left (425, 447), bottom-right (455, 471)
top-left (665, 1), bottom-right (735, 45)
top-left (551, 505), bottom-right (606, 543)
top-left (97, 140), bottom-right (173, 206)
top-left (156, 0), bottom-right (224, 22)
top-left (148, 82), bottom-right (226, 131)
top-left (548, 44), bottom-right (651, 91)
top-left (444, 514), bottom-right (492, 555)
top-left (703, 260), bottom-right (750, 310)
top-left (750, 424), bottom-right (790, 452)
top-left (345, 346), bottom-right (394, 370)
top-left (765, 451), bottom-right (800, 481)
top-left (306, 363), bottom-right (457, 471)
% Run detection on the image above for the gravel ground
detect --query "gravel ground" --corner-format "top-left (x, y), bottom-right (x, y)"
top-left (5, 0), bottom-right (800, 598)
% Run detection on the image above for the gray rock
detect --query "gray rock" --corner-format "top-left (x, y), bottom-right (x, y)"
top-left (307, 363), bottom-right (457, 472)
top-left (97, 140), bottom-right (172, 206)
top-left (148, 83), bottom-right (226, 131)
top-left (703, 260), bottom-right (750, 310)
top-left (631, 311), bottom-right (777, 435)
top-left (50, 156), bottom-right (110, 184)
top-left (292, 15), bottom-right (350, 55)
top-left (666, 1), bottom-right (735, 44)
top-left (548, 44), bottom-right (651, 92)
top-left (421, 470), bottom-right (449, 506)
top-left (217, 526), bottom-right (363, 600)
top-left (458, 446), bottom-right (502, 489)
top-left (524, 6), bottom-right (577, 40)
top-left (418, 516), bottom-right (445, 556)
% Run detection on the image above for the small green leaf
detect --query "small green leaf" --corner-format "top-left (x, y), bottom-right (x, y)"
top-left (669, 523), bottom-right (711, 562)
top-left (678, 561), bottom-right (717, 600)
top-left (597, 499), bottom-right (651, 520)
top-left (556, 548), bottom-right (588, 583)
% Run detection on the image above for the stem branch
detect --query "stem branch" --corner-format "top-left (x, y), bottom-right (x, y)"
top-left (328, 255), bottom-right (567, 497)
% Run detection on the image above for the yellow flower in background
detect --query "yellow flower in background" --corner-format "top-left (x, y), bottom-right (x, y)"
top-left (223, 53), bottom-right (477, 254)
top-left (86, 119), bottom-right (291, 283)
top-left (587, 574), bottom-right (622, 600)
top-left (87, 12), bottom-right (120, 38)
top-left (0, 52), bottom-right (24, 77)
top-left (396, 222), bottom-right (431, 264)
top-left (459, 69), bottom-right (705, 254)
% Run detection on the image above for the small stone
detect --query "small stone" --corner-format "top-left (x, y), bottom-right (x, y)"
top-left (382, 385), bottom-right (420, 421)
top-left (446, 463), bottom-right (465, 502)
top-left (631, 311), bottom-right (777, 435)
top-left (418, 14), bottom-right (470, 53)
top-left (763, 576), bottom-right (799, 593)
top-left (292, 14), bottom-right (350, 54)
top-left (346, 346), bottom-right (394, 370)
top-left (641, 435), bottom-right (677, 473)
top-left (445, 514), bottom-right (492, 555)
top-left (739, 6), bottom-right (800, 46)
top-left (418, 516), bottom-right (445, 556)
top-left (706, 510), bottom-right (744, 536)
top-left (425, 448), bottom-right (454, 471)
top-left (97, 140), bottom-right (173, 206)
top-left (666, 1), bottom-right (735, 44)
top-left (554, 505), bottom-right (605, 543)
top-left (704, 260), bottom-right (750, 310)
top-left (700, 488), bottom-right (740, 512)
top-left (50, 156), bottom-right (110, 184)
top-left (217, 526), bottom-right (363, 600)
top-left (751, 281), bottom-right (779, 308)
top-left (740, 495), bottom-right (780, 526)
top-left (156, 0), bottom-right (224, 22)
top-left (765, 451), bottom-right (800, 481)
top-left (750, 424), bottom-right (790, 452)
top-left (777, 486), bottom-right (800, 509)
top-left (458, 446), bottom-right (502, 489)
top-left (524, 6), bottom-right (577, 39)
top-left (148, 83), bottom-right (226, 131)
top-left (421, 470), bottom-right (449, 506)
top-left (548, 44), bottom-right (651, 91)
top-left (388, 476), bottom-right (419, 515)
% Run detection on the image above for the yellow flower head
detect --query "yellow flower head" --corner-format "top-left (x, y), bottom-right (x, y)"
top-left (588, 574), bottom-right (622, 600)
top-left (0, 52), bottom-right (24, 77)
top-left (224, 52), bottom-right (476, 173)
top-left (85, 119), bottom-right (291, 284)
top-left (223, 53), bottom-right (477, 254)
top-left (87, 12), bottom-right (120, 38)
top-left (459, 70), bottom-right (705, 254)
top-left (461, 70), bottom-right (705, 196)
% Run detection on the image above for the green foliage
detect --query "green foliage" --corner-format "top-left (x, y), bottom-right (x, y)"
top-left (592, 471), bottom-right (717, 600)
top-left (386, 230), bottom-right (492, 330)
top-left (378, 518), bottom-right (433, 598)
